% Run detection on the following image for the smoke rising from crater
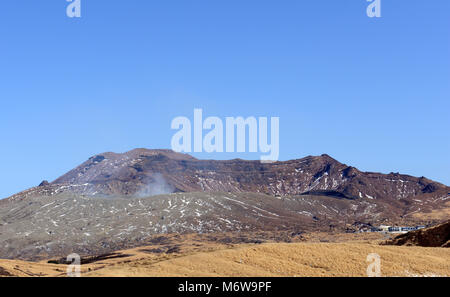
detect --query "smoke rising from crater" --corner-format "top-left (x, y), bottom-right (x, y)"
top-left (136, 173), bottom-right (174, 197)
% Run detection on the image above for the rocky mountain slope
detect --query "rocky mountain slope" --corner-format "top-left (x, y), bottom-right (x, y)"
top-left (0, 191), bottom-right (399, 260)
top-left (1, 148), bottom-right (449, 260)
top-left (7, 149), bottom-right (450, 212)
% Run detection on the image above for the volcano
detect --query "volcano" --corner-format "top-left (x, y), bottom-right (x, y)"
top-left (1, 149), bottom-right (449, 260)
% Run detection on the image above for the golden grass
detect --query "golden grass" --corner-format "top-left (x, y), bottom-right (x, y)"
top-left (1, 234), bottom-right (448, 277)
top-left (84, 242), bottom-right (449, 277)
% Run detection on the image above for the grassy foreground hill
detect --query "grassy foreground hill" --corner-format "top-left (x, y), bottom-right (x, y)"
top-left (0, 233), bottom-right (448, 277)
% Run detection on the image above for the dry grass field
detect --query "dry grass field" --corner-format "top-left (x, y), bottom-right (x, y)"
top-left (0, 232), bottom-right (448, 277)
top-left (84, 243), bottom-right (449, 277)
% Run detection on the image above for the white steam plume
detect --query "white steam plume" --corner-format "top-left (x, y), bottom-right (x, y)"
top-left (136, 173), bottom-right (174, 197)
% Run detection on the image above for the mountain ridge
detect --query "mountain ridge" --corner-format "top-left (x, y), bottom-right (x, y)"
top-left (1, 148), bottom-right (449, 260)
top-left (7, 149), bottom-right (449, 208)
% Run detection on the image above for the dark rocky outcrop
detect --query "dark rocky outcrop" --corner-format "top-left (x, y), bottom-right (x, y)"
top-left (38, 180), bottom-right (49, 187)
top-left (384, 220), bottom-right (450, 248)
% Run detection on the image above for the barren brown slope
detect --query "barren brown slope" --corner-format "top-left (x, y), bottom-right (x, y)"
top-left (2, 149), bottom-right (449, 262)
top-left (0, 192), bottom-right (397, 261)
top-left (7, 149), bottom-right (450, 221)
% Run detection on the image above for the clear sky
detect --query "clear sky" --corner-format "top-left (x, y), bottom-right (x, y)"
top-left (0, 0), bottom-right (449, 198)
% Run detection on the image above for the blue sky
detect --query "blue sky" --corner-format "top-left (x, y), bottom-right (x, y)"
top-left (0, 0), bottom-right (449, 198)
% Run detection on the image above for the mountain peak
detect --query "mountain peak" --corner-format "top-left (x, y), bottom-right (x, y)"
top-left (6, 149), bottom-right (449, 216)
